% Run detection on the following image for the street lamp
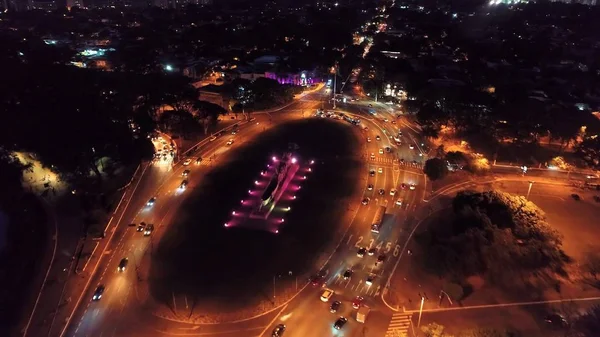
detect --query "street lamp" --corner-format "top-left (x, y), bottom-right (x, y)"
top-left (526, 181), bottom-right (535, 200)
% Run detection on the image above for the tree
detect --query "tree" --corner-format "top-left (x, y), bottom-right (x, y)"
top-left (575, 137), bottom-right (600, 169)
top-left (193, 100), bottom-right (227, 134)
top-left (458, 328), bottom-right (520, 337)
top-left (574, 305), bottom-right (600, 337)
top-left (424, 158), bottom-right (449, 181)
top-left (421, 322), bottom-right (453, 337)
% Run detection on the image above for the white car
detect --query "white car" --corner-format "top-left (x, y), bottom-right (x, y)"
top-left (409, 144), bottom-right (415, 150)
top-left (396, 199), bottom-right (402, 206)
top-left (183, 159), bottom-right (192, 166)
top-left (370, 153), bottom-right (375, 160)
top-left (379, 148), bottom-right (384, 154)
top-left (390, 189), bottom-right (397, 196)
top-left (226, 139), bottom-right (234, 146)
top-left (378, 167), bottom-right (383, 174)
top-left (384, 118), bottom-right (389, 123)
top-left (320, 288), bottom-right (334, 302)
top-left (367, 137), bottom-right (371, 142)
top-left (409, 184), bottom-right (416, 190)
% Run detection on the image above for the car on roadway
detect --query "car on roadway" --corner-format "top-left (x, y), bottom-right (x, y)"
top-left (401, 183), bottom-right (406, 189)
top-left (378, 188), bottom-right (385, 195)
top-left (366, 274), bottom-right (375, 286)
top-left (343, 269), bottom-right (353, 280)
top-left (375, 135), bottom-right (381, 141)
top-left (182, 169), bottom-right (190, 177)
top-left (368, 104), bottom-right (373, 107)
top-left (390, 189), bottom-right (397, 196)
top-left (272, 324), bottom-right (286, 337)
top-left (384, 118), bottom-right (389, 123)
top-left (137, 222), bottom-right (146, 232)
top-left (377, 254), bottom-right (386, 264)
top-left (320, 288), bottom-right (334, 302)
top-left (118, 258), bottom-right (128, 272)
top-left (378, 167), bottom-right (383, 174)
top-left (352, 296), bottom-right (364, 309)
top-left (147, 197), bottom-right (156, 206)
top-left (92, 285), bottom-right (105, 301)
top-left (226, 139), bottom-right (234, 146)
top-left (144, 224), bottom-right (154, 236)
top-left (544, 313), bottom-right (568, 328)
top-left (409, 144), bottom-right (415, 150)
top-left (357, 247), bottom-right (367, 258)
top-left (370, 153), bottom-right (375, 160)
top-left (394, 136), bottom-right (401, 144)
top-left (362, 198), bottom-right (370, 205)
top-left (571, 194), bottom-right (581, 201)
top-left (330, 300), bottom-right (341, 313)
top-left (594, 196), bottom-right (600, 203)
top-left (379, 148), bottom-right (384, 154)
top-left (179, 180), bottom-right (188, 190)
top-left (391, 120), bottom-right (396, 124)
top-left (367, 137), bottom-right (371, 142)
top-left (334, 317), bottom-right (348, 330)
top-left (310, 275), bottom-right (324, 287)
top-left (409, 184), bottom-right (416, 190)
top-left (368, 248), bottom-right (377, 256)
top-left (396, 199), bottom-right (403, 206)
top-left (183, 158), bottom-right (192, 166)
top-left (231, 129), bottom-right (238, 135)
top-left (385, 146), bottom-right (391, 153)
top-left (369, 170), bottom-right (375, 177)
top-left (367, 184), bottom-right (373, 191)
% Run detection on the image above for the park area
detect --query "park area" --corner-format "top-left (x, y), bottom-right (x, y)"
top-left (148, 118), bottom-right (363, 317)
top-left (388, 182), bottom-right (600, 335)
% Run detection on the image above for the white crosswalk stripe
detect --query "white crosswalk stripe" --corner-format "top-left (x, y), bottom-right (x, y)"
top-left (385, 313), bottom-right (412, 337)
top-left (369, 157), bottom-right (394, 164)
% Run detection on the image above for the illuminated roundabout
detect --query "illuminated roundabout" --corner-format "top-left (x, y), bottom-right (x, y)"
top-left (69, 102), bottom-right (428, 337)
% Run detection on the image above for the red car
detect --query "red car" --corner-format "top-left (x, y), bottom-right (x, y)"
top-left (401, 183), bottom-right (406, 189)
top-left (352, 296), bottom-right (364, 309)
top-left (310, 275), bottom-right (325, 287)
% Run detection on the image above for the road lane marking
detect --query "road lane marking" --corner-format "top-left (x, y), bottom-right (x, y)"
top-left (257, 304), bottom-right (288, 337)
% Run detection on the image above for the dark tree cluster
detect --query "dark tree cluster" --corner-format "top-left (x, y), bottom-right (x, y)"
top-left (223, 78), bottom-right (303, 112)
top-left (0, 33), bottom-right (224, 187)
top-left (417, 190), bottom-right (569, 288)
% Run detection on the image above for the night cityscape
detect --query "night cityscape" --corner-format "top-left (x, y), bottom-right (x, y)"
top-left (1, 0), bottom-right (600, 336)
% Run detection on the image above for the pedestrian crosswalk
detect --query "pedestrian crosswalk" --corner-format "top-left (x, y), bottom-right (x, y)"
top-left (385, 313), bottom-right (412, 337)
top-left (370, 157), bottom-right (395, 164)
top-left (368, 157), bottom-right (423, 167)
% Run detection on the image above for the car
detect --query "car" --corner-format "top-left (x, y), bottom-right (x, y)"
top-left (378, 189), bottom-right (385, 195)
top-left (395, 199), bottom-right (402, 206)
top-left (182, 169), bottom-right (190, 177)
top-left (137, 222), bottom-right (146, 232)
top-left (409, 144), bottom-right (415, 150)
top-left (334, 317), bottom-right (348, 330)
top-left (385, 146), bottom-right (391, 153)
top-left (362, 198), bottom-right (370, 205)
top-left (378, 167), bottom-right (383, 174)
top-left (401, 183), bottom-right (406, 189)
top-left (352, 296), bottom-right (364, 309)
top-left (377, 254), bottom-right (386, 264)
top-left (231, 130), bottom-right (238, 135)
top-left (272, 324), bottom-right (286, 337)
top-left (571, 194), bottom-right (581, 201)
top-left (195, 157), bottom-right (202, 165)
top-left (92, 285), bottom-right (105, 301)
top-left (390, 189), bottom-right (397, 196)
top-left (391, 120), bottom-right (396, 124)
top-left (384, 118), bottom-right (389, 123)
top-left (368, 103), bottom-right (373, 107)
top-left (375, 135), bottom-right (381, 141)
top-left (367, 184), bottom-right (373, 191)
top-left (343, 269), bottom-right (353, 280)
top-left (147, 197), bottom-right (156, 206)
top-left (128, 223), bottom-right (136, 227)
top-left (183, 158), bottom-right (192, 166)
top-left (544, 313), bottom-right (568, 328)
top-left (310, 275), bottom-right (324, 287)
top-left (179, 180), bottom-right (188, 190)
top-left (369, 170), bottom-right (375, 177)
top-left (144, 224), bottom-right (154, 236)
top-left (594, 196), bottom-right (600, 203)
top-left (409, 184), bottom-right (416, 190)
top-left (379, 148), bottom-right (384, 154)
top-left (368, 248), bottom-right (377, 256)
top-left (367, 137), bottom-right (371, 142)
top-left (370, 153), bottom-right (375, 160)
top-left (357, 247), bottom-right (367, 258)
top-left (330, 300), bottom-right (341, 313)
top-left (118, 258), bottom-right (128, 272)
top-left (226, 139), bottom-right (234, 146)
top-left (320, 288), bottom-right (334, 302)
top-left (366, 274), bottom-right (375, 286)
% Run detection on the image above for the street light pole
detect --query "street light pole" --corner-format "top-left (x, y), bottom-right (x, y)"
top-left (526, 181), bottom-right (535, 200)
top-left (332, 65), bottom-right (337, 110)
top-left (273, 275), bottom-right (276, 299)
top-left (417, 296), bottom-right (425, 328)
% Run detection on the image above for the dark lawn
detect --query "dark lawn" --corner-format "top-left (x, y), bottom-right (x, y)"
top-left (149, 118), bottom-right (362, 313)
